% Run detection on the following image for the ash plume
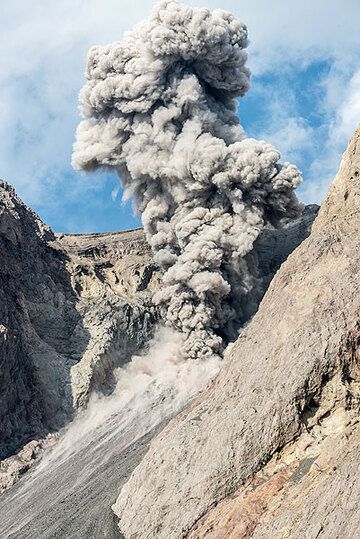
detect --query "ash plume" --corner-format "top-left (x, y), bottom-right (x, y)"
top-left (72, 0), bottom-right (302, 359)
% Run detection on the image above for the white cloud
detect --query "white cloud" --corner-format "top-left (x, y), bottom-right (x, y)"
top-left (0, 0), bottom-right (155, 209)
top-left (299, 68), bottom-right (360, 204)
top-left (247, 92), bottom-right (315, 165)
top-left (334, 70), bottom-right (360, 143)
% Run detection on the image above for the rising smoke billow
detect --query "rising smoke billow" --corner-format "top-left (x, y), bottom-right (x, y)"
top-left (72, 0), bottom-right (302, 359)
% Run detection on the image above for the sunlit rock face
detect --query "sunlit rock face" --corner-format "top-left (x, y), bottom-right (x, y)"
top-left (114, 128), bottom-right (360, 539)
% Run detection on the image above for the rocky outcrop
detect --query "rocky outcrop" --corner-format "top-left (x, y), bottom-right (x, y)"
top-left (0, 182), bottom-right (81, 460)
top-left (0, 182), bottom-right (160, 461)
top-left (0, 435), bottom-right (57, 494)
top-left (0, 179), bottom-right (317, 465)
top-left (114, 129), bottom-right (360, 539)
top-left (56, 229), bottom-right (162, 407)
top-left (187, 371), bottom-right (360, 539)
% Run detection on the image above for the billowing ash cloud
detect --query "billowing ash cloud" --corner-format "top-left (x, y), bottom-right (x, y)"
top-left (72, 0), bottom-right (302, 359)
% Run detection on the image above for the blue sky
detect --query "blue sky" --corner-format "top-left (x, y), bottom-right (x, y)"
top-left (1, 0), bottom-right (360, 233)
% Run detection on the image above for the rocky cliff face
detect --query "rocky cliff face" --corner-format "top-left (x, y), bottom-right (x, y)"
top-left (0, 182), bottom-right (79, 460)
top-left (0, 182), bottom-right (160, 463)
top-left (56, 229), bottom-right (162, 408)
top-left (0, 179), bottom-right (317, 470)
top-left (114, 129), bottom-right (360, 539)
top-left (0, 183), bottom-right (320, 516)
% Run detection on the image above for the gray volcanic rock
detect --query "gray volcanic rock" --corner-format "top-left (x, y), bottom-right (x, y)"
top-left (114, 129), bottom-right (360, 539)
top-left (245, 203), bottom-right (319, 320)
top-left (0, 182), bottom-right (160, 461)
top-left (0, 179), bottom-right (316, 467)
top-left (254, 204), bottom-right (319, 288)
top-left (0, 436), bottom-right (57, 494)
top-left (0, 181), bottom-right (81, 460)
top-left (56, 229), bottom-right (162, 407)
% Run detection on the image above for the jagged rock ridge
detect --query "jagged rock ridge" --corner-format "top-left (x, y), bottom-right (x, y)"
top-left (114, 129), bottom-right (360, 538)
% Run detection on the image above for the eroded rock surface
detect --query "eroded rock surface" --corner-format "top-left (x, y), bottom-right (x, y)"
top-left (0, 182), bottom-right (160, 462)
top-left (0, 181), bottom-right (83, 460)
top-left (0, 179), bottom-right (316, 468)
top-left (56, 229), bottom-right (162, 407)
top-left (0, 436), bottom-right (57, 494)
top-left (114, 130), bottom-right (360, 539)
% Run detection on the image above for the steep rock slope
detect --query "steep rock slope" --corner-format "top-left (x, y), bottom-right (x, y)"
top-left (0, 182), bottom-right (160, 462)
top-left (56, 229), bottom-right (161, 407)
top-left (0, 181), bottom-right (83, 460)
top-left (0, 205), bottom-right (319, 539)
top-left (115, 130), bottom-right (360, 538)
top-left (0, 179), bottom-right (317, 468)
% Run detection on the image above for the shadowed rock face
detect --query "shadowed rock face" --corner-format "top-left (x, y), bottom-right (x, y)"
top-left (0, 182), bottom-right (87, 460)
top-left (0, 182), bottom-right (161, 462)
top-left (0, 180), bottom-right (317, 467)
top-left (114, 129), bottom-right (360, 539)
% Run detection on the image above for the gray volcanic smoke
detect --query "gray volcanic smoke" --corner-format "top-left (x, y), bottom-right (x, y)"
top-left (72, 0), bottom-right (302, 359)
